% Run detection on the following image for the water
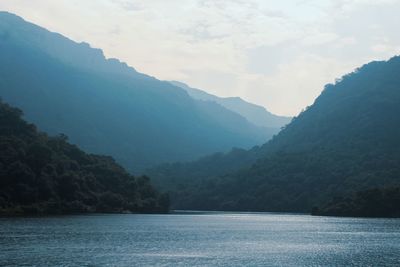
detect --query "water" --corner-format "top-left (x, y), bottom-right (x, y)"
top-left (1, 212), bottom-right (399, 266)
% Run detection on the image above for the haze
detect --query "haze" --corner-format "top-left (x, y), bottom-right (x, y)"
top-left (1, 0), bottom-right (399, 115)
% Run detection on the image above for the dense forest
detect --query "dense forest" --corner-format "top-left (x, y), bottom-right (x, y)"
top-left (0, 100), bottom-right (169, 215)
top-left (147, 146), bottom-right (264, 192)
top-left (313, 187), bottom-right (400, 218)
top-left (148, 56), bottom-right (400, 214)
top-left (0, 11), bottom-right (280, 173)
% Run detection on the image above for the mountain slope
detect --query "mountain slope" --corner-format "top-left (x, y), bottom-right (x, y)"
top-left (0, 12), bottom-right (271, 172)
top-left (0, 100), bottom-right (169, 215)
top-left (150, 56), bottom-right (400, 212)
top-left (313, 186), bottom-right (400, 217)
top-left (170, 81), bottom-right (292, 129)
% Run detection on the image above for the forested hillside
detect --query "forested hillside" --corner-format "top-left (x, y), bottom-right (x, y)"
top-left (313, 187), bottom-right (400, 217)
top-left (149, 56), bottom-right (400, 213)
top-left (0, 11), bottom-right (273, 172)
top-left (148, 147), bottom-right (263, 192)
top-left (0, 100), bottom-right (169, 215)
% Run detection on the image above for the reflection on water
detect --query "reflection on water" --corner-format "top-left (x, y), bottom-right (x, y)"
top-left (1, 212), bottom-right (400, 266)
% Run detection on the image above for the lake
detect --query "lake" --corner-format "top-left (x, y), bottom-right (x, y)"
top-left (1, 212), bottom-right (399, 266)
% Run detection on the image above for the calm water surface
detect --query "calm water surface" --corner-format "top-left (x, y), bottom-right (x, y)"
top-left (1, 212), bottom-right (399, 266)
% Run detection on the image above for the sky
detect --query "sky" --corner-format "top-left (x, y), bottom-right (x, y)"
top-left (1, 0), bottom-right (399, 116)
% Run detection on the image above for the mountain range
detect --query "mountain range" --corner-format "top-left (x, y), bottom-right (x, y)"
top-left (170, 81), bottom-right (291, 129)
top-left (1, 11), bottom-right (399, 217)
top-left (0, 12), bottom-right (286, 172)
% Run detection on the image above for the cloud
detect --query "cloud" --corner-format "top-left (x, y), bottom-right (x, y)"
top-left (110, 0), bottom-right (143, 11)
top-left (371, 44), bottom-right (400, 54)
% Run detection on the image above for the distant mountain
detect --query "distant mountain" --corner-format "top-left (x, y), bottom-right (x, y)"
top-left (0, 12), bottom-right (273, 172)
top-left (0, 100), bottom-right (169, 215)
top-left (170, 81), bottom-right (292, 129)
top-left (149, 56), bottom-right (400, 213)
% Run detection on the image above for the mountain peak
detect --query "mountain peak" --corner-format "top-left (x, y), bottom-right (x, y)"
top-left (0, 11), bottom-right (140, 77)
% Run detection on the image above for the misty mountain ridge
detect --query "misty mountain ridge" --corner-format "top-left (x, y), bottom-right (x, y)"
top-left (0, 11), bottom-right (142, 77)
top-left (0, 11), bottom-right (281, 172)
top-left (170, 81), bottom-right (292, 129)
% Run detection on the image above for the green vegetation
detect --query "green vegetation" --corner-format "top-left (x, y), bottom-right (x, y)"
top-left (148, 56), bottom-right (400, 215)
top-left (0, 100), bottom-right (169, 215)
top-left (313, 187), bottom-right (400, 217)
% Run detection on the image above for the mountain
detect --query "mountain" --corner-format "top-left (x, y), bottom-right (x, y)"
top-left (170, 81), bottom-right (292, 129)
top-left (148, 56), bottom-right (400, 213)
top-left (0, 100), bottom-right (169, 215)
top-left (0, 12), bottom-right (272, 172)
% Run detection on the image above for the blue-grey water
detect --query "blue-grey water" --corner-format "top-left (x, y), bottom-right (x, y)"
top-left (1, 212), bottom-right (399, 266)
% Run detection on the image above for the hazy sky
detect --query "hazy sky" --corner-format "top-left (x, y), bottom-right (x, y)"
top-left (1, 0), bottom-right (399, 115)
